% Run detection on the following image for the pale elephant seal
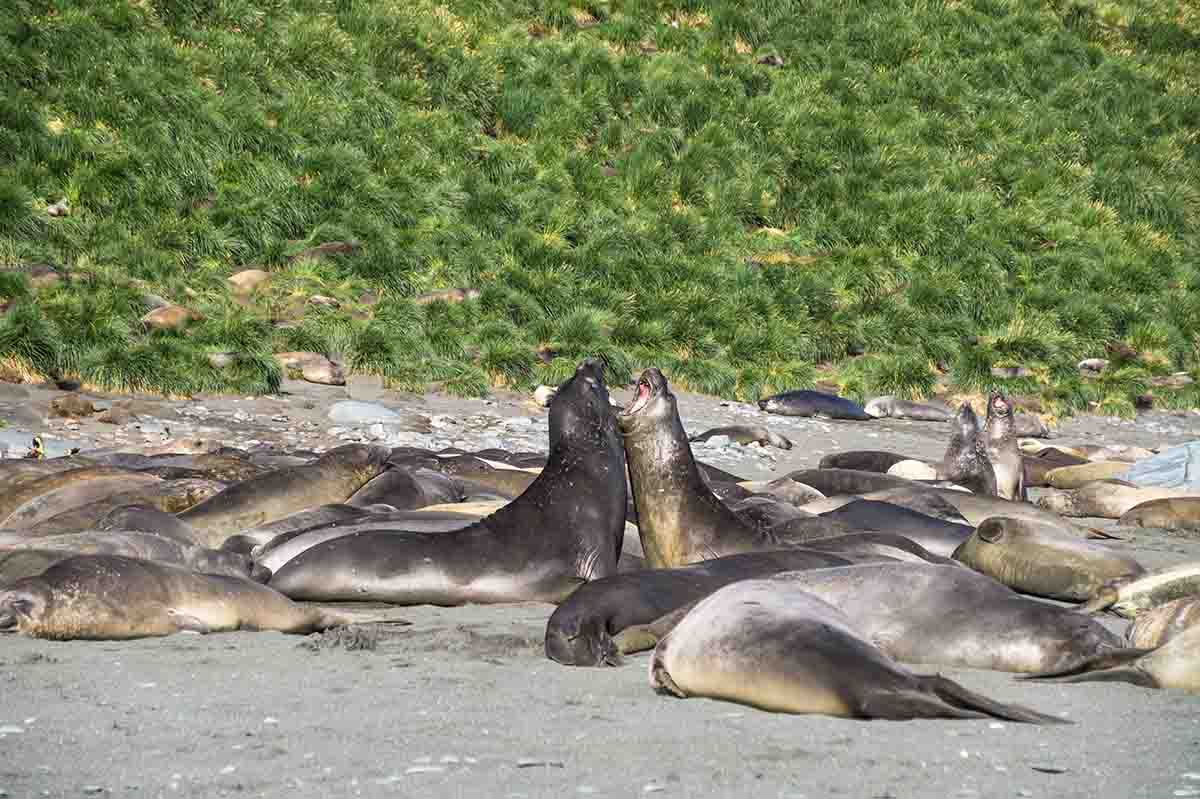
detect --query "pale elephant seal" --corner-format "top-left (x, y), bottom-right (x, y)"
top-left (864, 396), bottom-right (952, 422)
top-left (1045, 461), bottom-right (1131, 489)
top-left (757, 390), bottom-right (872, 420)
top-left (268, 359), bottom-right (628, 604)
top-left (689, 425), bottom-right (792, 450)
top-left (1037, 481), bottom-right (1196, 519)
top-left (648, 579), bottom-right (1067, 722)
top-left (0, 530), bottom-right (262, 580)
top-left (1079, 562), bottom-right (1200, 618)
top-left (178, 444), bottom-right (394, 548)
top-left (1023, 448), bottom-right (1089, 487)
top-left (1118, 497), bottom-right (1200, 531)
top-left (953, 517), bottom-right (1144, 601)
top-left (544, 548), bottom-right (856, 666)
top-left (887, 459), bottom-right (938, 480)
top-left (735, 477), bottom-right (825, 507)
top-left (1024, 624), bottom-right (1200, 694)
top-left (984, 392), bottom-right (1025, 501)
top-left (0, 555), bottom-right (353, 640)
top-left (1125, 598), bottom-right (1200, 648)
top-left (936, 403), bottom-right (997, 496)
top-left (817, 499), bottom-right (974, 557)
top-left (21, 479), bottom-right (225, 537)
top-left (818, 451), bottom-right (911, 473)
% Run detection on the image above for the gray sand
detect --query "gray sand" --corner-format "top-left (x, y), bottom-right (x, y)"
top-left (3, 377), bottom-right (1200, 797)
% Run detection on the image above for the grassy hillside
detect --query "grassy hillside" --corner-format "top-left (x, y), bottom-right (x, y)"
top-left (1, 0), bottom-right (1198, 416)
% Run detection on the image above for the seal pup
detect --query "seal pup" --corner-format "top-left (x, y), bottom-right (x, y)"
top-left (1118, 497), bottom-right (1200, 531)
top-left (1023, 625), bottom-right (1200, 694)
top-left (544, 548), bottom-right (856, 666)
top-left (648, 579), bottom-right (1068, 722)
top-left (864, 396), bottom-right (952, 422)
top-left (688, 425), bottom-right (792, 450)
top-left (758, 389), bottom-right (872, 420)
top-left (1125, 598), bottom-right (1200, 648)
top-left (937, 403), bottom-right (997, 496)
top-left (983, 392), bottom-right (1025, 500)
top-left (178, 444), bottom-right (394, 548)
top-left (953, 517), bottom-right (1144, 601)
top-left (0, 555), bottom-right (356, 640)
top-left (1079, 562), bottom-right (1200, 618)
top-left (1037, 481), bottom-right (1196, 520)
top-left (268, 359), bottom-right (628, 604)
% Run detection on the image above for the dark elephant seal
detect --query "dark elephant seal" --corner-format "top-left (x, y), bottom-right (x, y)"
top-left (864, 396), bottom-right (952, 422)
top-left (346, 467), bottom-right (462, 509)
top-left (758, 389), bottom-right (872, 420)
top-left (936, 404), bottom-right (997, 496)
top-left (0, 530), bottom-right (262, 580)
top-left (178, 444), bottom-right (394, 548)
top-left (1118, 497), bottom-right (1200, 531)
top-left (97, 504), bottom-right (200, 543)
top-left (1125, 598), bottom-right (1200, 648)
top-left (953, 517), bottom-right (1144, 601)
top-left (269, 359), bottom-right (628, 604)
top-left (144, 453), bottom-right (270, 483)
top-left (729, 496), bottom-right (808, 531)
top-left (818, 450), bottom-right (912, 473)
top-left (782, 468), bottom-right (917, 498)
top-left (817, 500), bottom-right (974, 557)
top-left (803, 486), bottom-right (971, 524)
top-left (21, 479), bottom-right (224, 537)
top-left (688, 425), bottom-right (792, 450)
top-left (1023, 448), bottom-right (1088, 487)
top-left (0, 550), bottom-right (67, 587)
top-left (648, 579), bottom-right (1067, 722)
top-left (0, 555), bottom-right (354, 640)
top-left (984, 392), bottom-right (1025, 500)
top-left (1024, 625), bottom-right (1200, 694)
top-left (544, 548), bottom-right (855, 666)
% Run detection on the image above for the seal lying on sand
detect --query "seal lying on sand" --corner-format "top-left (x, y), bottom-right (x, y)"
top-left (1079, 562), bottom-right (1200, 618)
top-left (269, 359), bottom-right (628, 605)
top-left (1118, 497), bottom-right (1200, 532)
top-left (345, 467), bottom-right (462, 509)
top-left (817, 500), bottom-right (974, 557)
top-left (1024, 625), bottom-right (1200, 694)
top-left (864, 396), bottom-right (952, 422)
top-left (648, 579), bottom-right (1068, 722)
top-left (818, 450), bottom-right (912, 473)
top-left (1044, 462), bottom-right (1130, 490)
top-left (1125, 598), bottom-right (1200, 648)
top-left (757, 390), bottom-right (872, 420)
top-left (0, 467), bottom-right (162, 529)
top-left (178, 444), bottom-right (394, 548)
top-left (688, 425), bottom-right (792, 450)
top-left (0, 530), bottom-right (261, 580)
top-left (937, 404), bottom-right (997, 496)
top-left (953, 517), bottom-right (1144, 601)
top-left (1023, 448), bottom-right (1089, 487)
top-left (0, 555), bottom-right (355, 640)
top-left (984, 392), bottom-right (1025, 501)
top-left (19, 479), bottom-right (225, 538)
top-left (1037, 482), bottom-right (1196, 520)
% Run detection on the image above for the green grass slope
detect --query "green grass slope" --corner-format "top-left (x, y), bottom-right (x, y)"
top-left (1, 0), bottom-right (1198, 415)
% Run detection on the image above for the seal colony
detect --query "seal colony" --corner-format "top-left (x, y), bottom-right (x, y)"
top-left (2, 359), bottom-right (1199, 726)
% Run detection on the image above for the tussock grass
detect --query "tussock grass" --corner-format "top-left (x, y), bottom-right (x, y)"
top-left (1, 0), bottom-right (1197, 412)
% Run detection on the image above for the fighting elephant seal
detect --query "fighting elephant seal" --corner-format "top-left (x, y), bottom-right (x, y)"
top-left (937, 403), bottom-right (997, 496)
top-left (689, 425), bottom-right (792, 450)
top-left (984, 392), bottom-right (1025, 501)
top-left (0, 555), bottom-right (355, 640)
top-left (648, 579), bottom-right (1067, 722)
top-left (1125, 598), bottom-right (1200, 648)
top-left (1118, 497), bottom-right (1200, 531)
top-left (818, 450), bottom-right (912, 473)
top-left (1024, 625), bottom-right (1200, 694)
top-left (544, 548), bottom-right (855, 666)
top-left (757, 390), bottom-right (872, 420)
top-left (178, 444), bottom-right (394, 548)
top-left (864, 396), bottom-right (952, 422)
top-left (268, 359), bottom-right (628, 604)
top-left (1037, 481), bottom-right (1196, 519)
top-left (953, 517), bottom-right (1144, 601)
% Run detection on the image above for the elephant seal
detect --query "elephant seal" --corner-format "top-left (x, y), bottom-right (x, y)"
top-left (143, 453), bottom-right (270, 483)
top-left (648, 579), bottom-right (1067, 722)
top-left (346, 467), bottom-right (462, 509)
top-left (1045, 462), bottom-right (1131, 489)
top-left (729, 496), bottom-right (808, 531)
top-left (758, 389), bottom-right (872, 420)
top-left (864, 396), bottom-right (952, 422)
top-left (544, 548), bottom-right (856, 666)
top-left (268, 359), bottom-right (628, 604)
top-left (1013, 413), bottom-right (1052, 439)
top-left (937, 403), bottom-right (997, 496)
top-left (97, 504), bottom-right (200, 542)
top-left (1023, 448), bottom-right (1089, 487)
top-left (887, 459), bottom-right (938, 480)
top-left (0, 467), bottom-right (162, 529)
top-left (1024, 625), bottom-right (1200, 694)
top-left (218, 504), bottom-right (378, 552)
top-left (984, 392), bottom-right (1025, 500)
top-left (735, 477), bottom-right (825, 507)
top-left (818, 451), bottom-right (911, 473)
top-left (953, 517), bottom-right (1144, 601)
top-left (1118, 497), bottom-right (1200, 531)
top-left (689, 425), bottom-right (792, 450)
top-left (803, 486), bottom-right (971, 524)
top-left (178, 444), bottom-right (394, 548)
top-left (1037, 481), bottom-right (1195, 519)
top-left (21, 479), bottom-right (224, 537)
top-left (0, 530), bottom-right (262, 580)
top-left (0, 555), bottom-right (356, 640)
top-left (1125, 598), bottom-right (1200, 648)
top-left (1079, 562), bottom-right (1200, 618)
top-left (783, 468), bottom-right (917, 498)
top-left (817, 500), bottom-right (974, 557)
top-left (0, 550), bottom-right (67, 587)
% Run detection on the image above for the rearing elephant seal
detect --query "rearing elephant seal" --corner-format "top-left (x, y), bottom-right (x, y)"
top-left (984, 392), bottom-right (1025, 501)
top-left (648, 579), bottom-right (1067, 723)
top-left (177, 444), bottom-right (394, 548)
top-left (936, 404), bottom-right (997, 496)
top-left (268, 359), bottom-right (628, 605)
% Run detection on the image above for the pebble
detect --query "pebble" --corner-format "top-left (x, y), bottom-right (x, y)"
top-left (1174, 791), bottom-right (1200, 798)
top-left (219, 765), bottom-right (236, 775)
top-left (405, 766), bottom-right (445, 775)
top-left (643, 784), bottom-right (665, 793)
top-left (81, 787), bottom-right (104, 795)
top-left (516, 759), bottom-right (564, 768)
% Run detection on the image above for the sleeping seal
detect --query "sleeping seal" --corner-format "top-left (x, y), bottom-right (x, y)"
top-left (757, 390), bottom-right (872, 420)
top-left (268, 359), bottom-right (628, 605)
top-left (688, 425), bottom-right (792, 450)
top-left (864, 396), bottom-right (952, 422)
top-left (1024, 625), bottom-right (1200, 694)
top-left (1125, 598), bottom-right (1200, 648)
top-left (648, 579), bottom-right (1067, 722)
top-left (817, 451), bottom-right (912, 473)
top-left (1118, 497), bottom-right (1200, 532)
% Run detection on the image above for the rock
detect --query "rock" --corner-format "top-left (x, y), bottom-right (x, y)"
top-left (46, 199), bottom-right (70, 217)
top-left (49, 394), bottom-right (96, 418)
top-left (307, 295), bottom-right (341, 309)
top-left (1078, 358), bottom-right (1109, 372)
top-left (142, 304), bottom-right (200, 331)
top-left (227, 269), bottom-right (271, 295)
top-left (413, 288), bottom-right (480, 306)
top-left (207, 352), bottom-right (236, 369)
top-left (274, 352), bottom-right (345, 386)
top-left (286, 241), bottom-right (358, 263)
top-left (327, 400), bottom-right (400, 424)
